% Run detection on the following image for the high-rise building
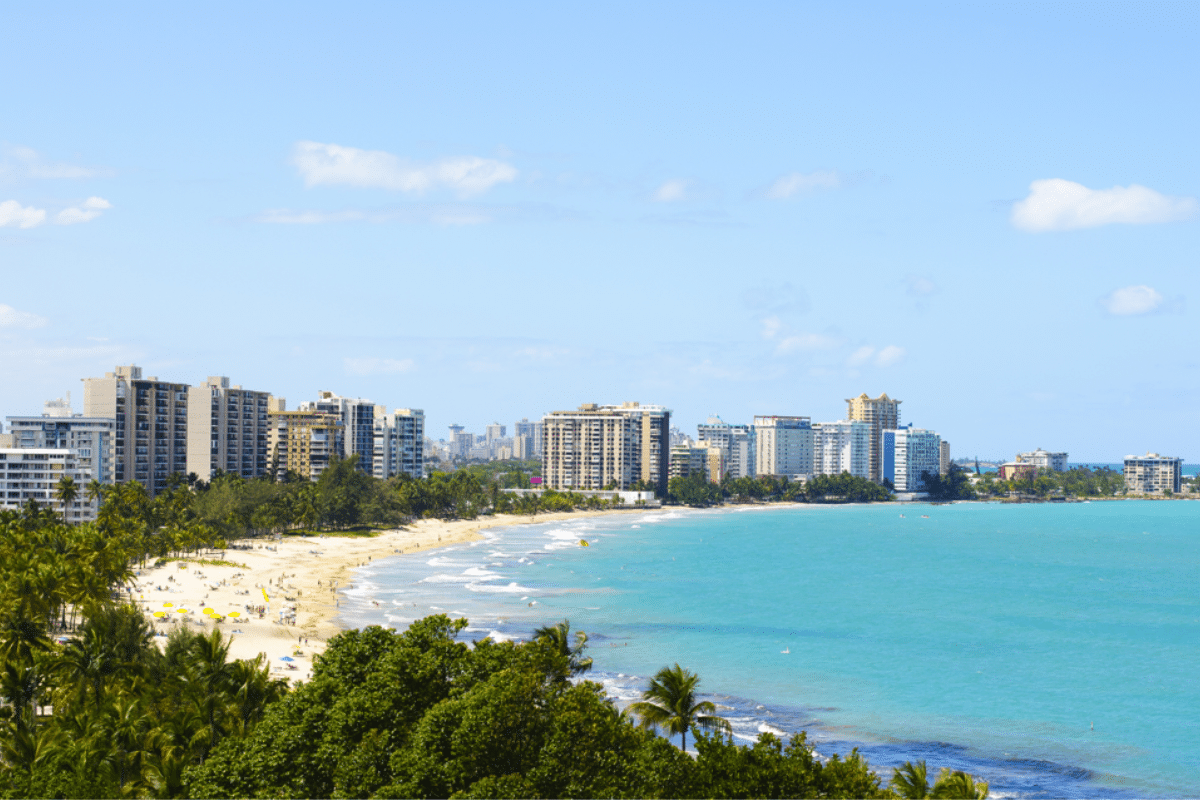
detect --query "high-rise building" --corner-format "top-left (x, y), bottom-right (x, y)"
top-left (266, 399), bottom-right (345, 482)
top-left (485, 422), bottom-right (506, 442)
top-left (373, 407), bottom-right (425, 479)
top-left (83, 365), bottom-right (190, 498)
top-left (299, 392), bottom-right (375, 474)
top-left (185, 377), bottom-right (271, 481)
top-left (939, 440), bottom-right (951, 476)
top-left (7, 395), bottom-right (115, 485)
top-left (881, 425), bottom-right (941, 492)
top-left (1123, 453), bottom-right (1182, 494)
top-left (1016, 448), bottom-right (1067, 472)
top-left (753, 416), bottom-right (813, 478)
top-left (697, 416), bottom-right (756, 479)
top-left (846, 393), bottom-right (901, 483)
top-left (513, 434), bottom-right (534, 459)
top-left (514, 418), bottom-right (542, 455)
top-left (541, 402), bottom-right (670, 492)
top-left (669, 442), bottom-right (725, 483)
top-left (811, 420), bottom-right (869, 478)
top-left (0, 448), bottom-right (94, 523)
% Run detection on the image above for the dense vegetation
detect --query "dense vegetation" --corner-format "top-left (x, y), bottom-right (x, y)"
top-left (669, 471), bottom-right (892, 506)
top-left (970, 466), bottom-right (1125, 499)
top-left (0, 495), bottom-right (990, 798)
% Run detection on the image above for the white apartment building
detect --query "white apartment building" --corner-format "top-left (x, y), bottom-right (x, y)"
top-left (186, 377), bottom-right (271, 481)
top-left (0, 448), bottom-right (94, 523)
top-left (811, 420), bottom-right (869, 479)
top-left (542, 403), bottom-right (671, 492)
top-left (485, 423), bottom-right (506, 442)
top-left (7, 395), bottom-right (115, 484)
top-left (373, 407), bottom-right (425, 480)
top-left (881, 425), bottom-right (942, 492)
top-left (697, 416), bottom-right (756, 479)
top-left (83, 365), bottom-right (190, 498)
top-left (1017, 448), bottom-right (1068, 472)
top-left (299, 392), bottom-right (376, 474)
top-left (1123, 453), bottom-right (1182, 494)
top-left (753, 416), bottom-right (813, 478)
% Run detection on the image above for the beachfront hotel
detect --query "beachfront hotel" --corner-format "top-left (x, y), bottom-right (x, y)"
top-left (541, 402), bottom-right (670, 492)
top-left (299, 391), bottom-right (377, 475)
top-left (266, 399), bottom-right (345, 482)
top-left (0, 448), bottom-right (95, 523)
top-left (83, 365), bottom-right (190, 498)
top-left (753, 415), bottom-right (813, 479)
top-left (846, 392), bottom-right (901, 483)
top-left (372, 407), bottom-right (425, 480)
top-left (6, 394), bottom-right (116, 485)
top-left (1017, 448), bottom-right (1069, 472)
top-left (881, 425), bottom-right (942, 492)
top-left (1123, 452), bottom-right (1183, 494)
top-left (185, 376), bottom-right (272, 482)
top-left (669, 441), bottom-right (725, 482)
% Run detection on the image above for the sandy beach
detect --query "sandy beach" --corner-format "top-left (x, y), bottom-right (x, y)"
top-left (130, 510), bottom-right (639, 683)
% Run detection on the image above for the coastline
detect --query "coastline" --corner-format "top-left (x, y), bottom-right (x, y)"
top-left (131, 508), bottom-right (645, 682)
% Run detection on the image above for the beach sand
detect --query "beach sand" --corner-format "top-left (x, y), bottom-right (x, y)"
top-left (130, 510), bottom-right (637, 683)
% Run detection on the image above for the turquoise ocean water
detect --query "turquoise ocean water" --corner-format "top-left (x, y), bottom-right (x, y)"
top-left (339, 501), bottom-right (1199, 797)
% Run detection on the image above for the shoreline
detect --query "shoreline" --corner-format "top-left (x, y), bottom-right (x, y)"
top-left (131, 508), bottom-right (646, 682)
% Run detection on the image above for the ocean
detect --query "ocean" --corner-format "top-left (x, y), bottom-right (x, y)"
top-left (339, 501), bottom-right (1200, 798)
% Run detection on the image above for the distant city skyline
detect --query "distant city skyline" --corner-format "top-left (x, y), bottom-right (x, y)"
top-left (2, 4), bottom-right (1196, 462)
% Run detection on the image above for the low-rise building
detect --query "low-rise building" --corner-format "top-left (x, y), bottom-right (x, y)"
top-left (998, 462), bottom-right (1037, 481)
top-left (1017, 448), bottom-right (1068, 472)
top-left (1123, 452), bottom-right (1183, 494)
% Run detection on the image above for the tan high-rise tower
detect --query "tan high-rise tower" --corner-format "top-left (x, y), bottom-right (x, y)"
top-left (845, 393), bottom-right (901, 483)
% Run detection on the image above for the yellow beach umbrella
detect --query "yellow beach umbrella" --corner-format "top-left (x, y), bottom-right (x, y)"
top-left (176, 608), bottom-right (189, 614)
top-left (163, 602), bottom-right (174, 607)
top-left (228, 611), bottom-right (241, 618)
top-left (152, 611), bottom-right (166, 618)
top-left (203, 608), bottom-right (215, 615)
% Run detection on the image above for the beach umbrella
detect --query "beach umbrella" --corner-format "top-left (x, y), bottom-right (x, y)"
top-left (163, 602), bottom-right (174, 607)
top-left (279, 656), bottom-right (294, 662)
top-left (203, 607), bottom-right (215, 614)
top-left (152, 612), bottom-right (166, 618)
top-left (176, 608), bottom-right (189, 614)
top-left (228, 611), bottom-right (241, 618)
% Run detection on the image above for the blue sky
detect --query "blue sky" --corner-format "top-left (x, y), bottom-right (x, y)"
top-left (2, 2), bottom-right (1196, 461)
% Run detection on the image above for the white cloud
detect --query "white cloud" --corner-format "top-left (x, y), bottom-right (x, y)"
top-left (765, 170), bottom-right (841, 200)
top-left (0, 200), bottom-right (46, 228)
top-left (292, 141), bottom-right (517, 197)
top-left (1011, 178), bottom-right (1198, 232)
top-left (905, 276), bottom-right (937, 297)
top-left (874, 345), bottom-right (905, 366)
top-left (1102, 285), bottom-right (1164, 316)
top-left (0, 145), bottom-right (113, 180)
top-left (652, 179), bottom-right (689, 202)
top-left (344, 357), bottom-right (415, 376)
top-left (775, 333), bottom-right (839, 355)
top-left (847, 345), bottom-right (875, 366)
top-left (760, 316), bottom-right (783, 340)
top-left (0, 303), bottom-right (48, 329)
top-left (255, 206), bottom-right (493, 226)
top-left (55, 196), bottom-right (112, 225)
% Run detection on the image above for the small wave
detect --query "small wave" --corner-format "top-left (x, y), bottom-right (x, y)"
top-left (466, 581), bottom-right (536, 594)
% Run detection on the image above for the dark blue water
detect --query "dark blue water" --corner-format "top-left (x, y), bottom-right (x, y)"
top-left (341, 501), bottom-right (1200, 797)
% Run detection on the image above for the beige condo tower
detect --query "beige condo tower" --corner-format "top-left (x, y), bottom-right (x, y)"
top-left (846, 392), bottom-right (901, 483)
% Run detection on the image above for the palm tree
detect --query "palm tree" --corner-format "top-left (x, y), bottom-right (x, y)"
top-left (627, 663), bottom-right (731, 751)
top-left (56, 475), bottom-right (79, 521)
top-left (931, 767), bottom-right (989, 799)
top-left (892, 760), bottom-right (930, 798)
top-left (532, 619), bottom-right (593, 676)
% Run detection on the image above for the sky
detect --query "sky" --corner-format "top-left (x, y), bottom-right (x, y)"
top-left (1, 2), bottom-right (1197, 461)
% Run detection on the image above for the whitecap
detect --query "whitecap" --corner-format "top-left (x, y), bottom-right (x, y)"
top-left (466, 581), bottom-right (536, 594)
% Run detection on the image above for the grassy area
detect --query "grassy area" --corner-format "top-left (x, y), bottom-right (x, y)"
top-left (157, 557), bottom-right (250, 569)
top-left (281, 525), bottom-right (388, 538)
